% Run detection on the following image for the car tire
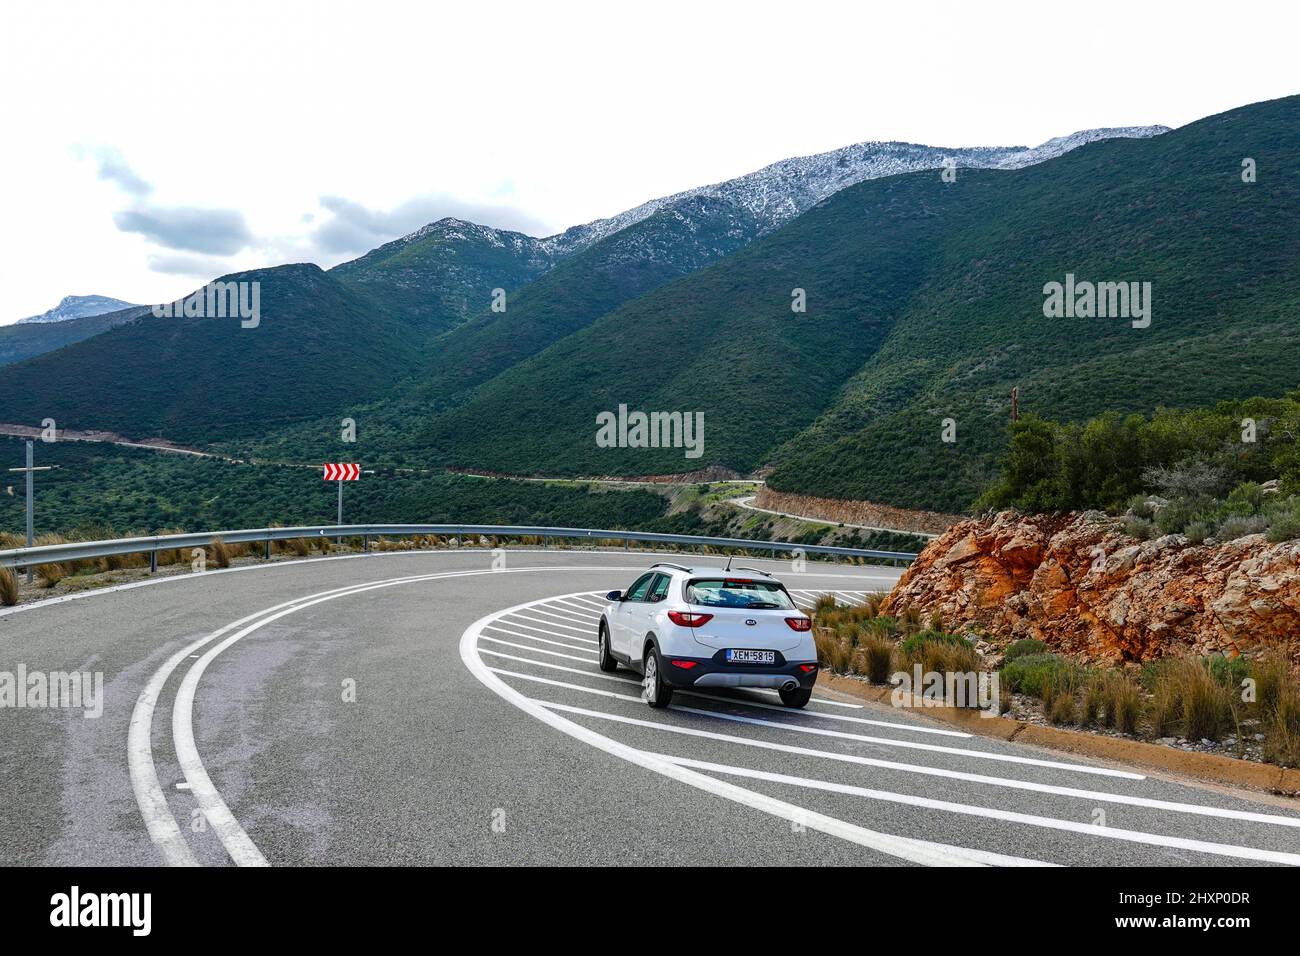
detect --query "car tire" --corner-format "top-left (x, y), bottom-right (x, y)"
top-left (779, 686), bottom-right (812, 708)
top-left (642, 645), bottom-right (673, 709)
top-left (597, 623), bottom-right (618, 672)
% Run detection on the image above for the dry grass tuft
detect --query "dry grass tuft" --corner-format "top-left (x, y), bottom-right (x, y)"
top-left (856, 634), bottom-right (895, 684)
top-left (0, 564), bottom-right (17, 606)
top-left (210, 537), bottom-right (232, 569)
top-left (36, 563), bottom-right (67, 588)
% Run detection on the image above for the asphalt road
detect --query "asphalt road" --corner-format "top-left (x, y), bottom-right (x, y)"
top-left (3, 548), bottom-right (1300, 867)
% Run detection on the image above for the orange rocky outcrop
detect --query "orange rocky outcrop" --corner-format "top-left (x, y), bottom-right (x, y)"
top-left (881, 511), bottom-right (1300, 666)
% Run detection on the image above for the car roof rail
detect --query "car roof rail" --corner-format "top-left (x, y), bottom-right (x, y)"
top-left (733, 566), bottom-right (775, 577)
top-left (650, 562), bottom-right (693, 573)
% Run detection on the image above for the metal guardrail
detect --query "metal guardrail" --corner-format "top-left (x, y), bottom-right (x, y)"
top-left (0, 523), bottom-right (920, 570)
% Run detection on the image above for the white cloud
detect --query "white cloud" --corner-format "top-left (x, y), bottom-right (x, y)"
top-left (1, 0), bottom-right (1297, 323)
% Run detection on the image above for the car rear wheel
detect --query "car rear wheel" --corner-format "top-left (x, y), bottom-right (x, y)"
top-left (642, 646), bottom-right (673, 709)
top-left (597, 623), bottom-right (617, 672)
top-left (779, 686), bottom-right (812, 708)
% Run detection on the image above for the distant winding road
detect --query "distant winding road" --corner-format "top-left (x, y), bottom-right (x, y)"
top-left (3, 548), bottom-right (1299, 866)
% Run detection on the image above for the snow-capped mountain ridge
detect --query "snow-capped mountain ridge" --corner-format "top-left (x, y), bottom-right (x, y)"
top-left (993, 125), bottom-right (1171, 168)
top-left (17, 294), bottom-right (139, 324)
top-left (530, 125), bottom-right (1170, 256)
top-left (368, 125), bottom-right (1168, 269)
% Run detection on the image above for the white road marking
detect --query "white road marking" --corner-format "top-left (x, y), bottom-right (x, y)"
top-left (462, 598), bottom-right (1038, 867)
top-left (485, 652), bottom-right (969, 737)
top-left (477, 636), bottom-right (597, 663)
top-left (525, 604), bottom-right (600, 625)
top-left (478, 649), bottom-right (631, 674)
top-left (489, 667), bottom-right (1142, 779)
top-left (135, 565), bottom-right (642, 866)
top-left (505, 611), bottom-right (596, 635)
top-left (531, 603), bottom-right (601, 623)
top-left (493, 616), bottom-right (598, 643)
top-left (750, 687), bottom-right (864, 709)
top-left (538, 700), bottom-right (1300, 831)
top-left (130, 581), bottom-right (390, 867)
top-left (0, 552), bottom-right (900, 622)
top-left (559, 596), bottom-right (609, 612)
top-left (658, 755), bottom-right (1300, 866)
top-left (482, 624), bottom-right (596, 653)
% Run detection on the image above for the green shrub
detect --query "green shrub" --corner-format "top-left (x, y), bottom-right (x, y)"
top-left (867, 616), bottom-right (899, 638)
top-left (1183, 521), bottom-right (1211, 544)
top-left (1001, 652), bottom-right (1076, 698)
top-left (1265, 497), bottom-right (1300, 542)
top-left (1225, 481), bottom-right (1265, 514)
top-left (1217, 514), bottom-right (1267, 540)
top-left (1004, 638), bottom-right (1047, 663)
top-left (1206, 654), bottom-right (1249, 689)
top-left (899, 629), bottom-right (971, 658)
top-left (1155, 496), bottom-right (1214, 535)
top-left (1121, 516), bottom-right (1156, 540)
top-left (1125, 494), bottom-right (1155, 520)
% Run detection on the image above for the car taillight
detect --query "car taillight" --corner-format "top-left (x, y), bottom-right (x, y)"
top-left (671, 660), bottom-right (698, 669)
top-left (799, 664), bottom-right (818, 673)
top-left (785, 616), bottom-right (812, 631)
top-left (667, 611), bottom-right (713, 627)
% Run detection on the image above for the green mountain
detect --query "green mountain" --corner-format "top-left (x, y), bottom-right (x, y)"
top-left (327, 218), bottom-right (560, 334)
top-left (0, 264), bottom-right (423, 443)
top-left (397, 95), bottom-right (1300, 513)
top-left (0, 304), bottom-right (149, 367)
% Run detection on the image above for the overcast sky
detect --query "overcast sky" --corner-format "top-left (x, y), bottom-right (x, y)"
top-left (1, 0), bottom-right (1296, 323)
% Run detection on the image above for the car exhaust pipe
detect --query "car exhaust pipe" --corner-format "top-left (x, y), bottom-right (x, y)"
top-left (780, 679), bottom-right (798, 693)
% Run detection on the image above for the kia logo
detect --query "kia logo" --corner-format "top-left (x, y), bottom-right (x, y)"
top-left (745, 619), bottom-right (757, 626)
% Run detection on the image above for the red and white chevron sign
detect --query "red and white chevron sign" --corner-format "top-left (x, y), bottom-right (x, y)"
top-left (323, 463), bottom-right (360, 481)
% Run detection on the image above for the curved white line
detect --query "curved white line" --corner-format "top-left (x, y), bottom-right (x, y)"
top-left (2, 549), bottom-right (900, 621)
top-left (459, 592), bottom-right (1048, 867)
top-left (134, 564), bottom-right (642, 866)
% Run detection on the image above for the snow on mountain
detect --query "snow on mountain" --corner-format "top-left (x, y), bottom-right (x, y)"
top-left (17, 294), bottom-right (139, 324)
top-left (994, 126), bottom-right (1172, 168)
top-left (373, 125), bottom-right (1171, 265)
top-left (534, 126), bottom-right (1171, 255)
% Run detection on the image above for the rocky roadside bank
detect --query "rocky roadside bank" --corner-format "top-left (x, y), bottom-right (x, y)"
top-left (882, 510), bottom-right (1300, 667)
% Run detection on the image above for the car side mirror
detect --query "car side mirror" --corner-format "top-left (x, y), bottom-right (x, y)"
top-left (606, 590), bottom-right (623, 602)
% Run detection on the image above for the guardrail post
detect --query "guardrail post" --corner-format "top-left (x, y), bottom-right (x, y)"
top-left (364, 535), bottom-right (370, 552)
top-left (265, 537), bottom-right (272, 560)
top-left (149, 549), bottom-right (157, 574)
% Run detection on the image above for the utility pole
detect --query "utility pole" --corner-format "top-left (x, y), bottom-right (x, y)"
top-left (8, 440), bottom-right (57, 583)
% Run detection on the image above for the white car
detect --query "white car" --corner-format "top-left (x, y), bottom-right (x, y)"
top-left (597, 562), bottom-right (818, 709)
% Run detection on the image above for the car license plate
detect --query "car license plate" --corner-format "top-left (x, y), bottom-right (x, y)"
top-left (726, 649), bottom-right (775, 664)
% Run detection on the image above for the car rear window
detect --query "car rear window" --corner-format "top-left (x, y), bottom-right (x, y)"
top-left (685, 578), bottom-right (795, 609)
